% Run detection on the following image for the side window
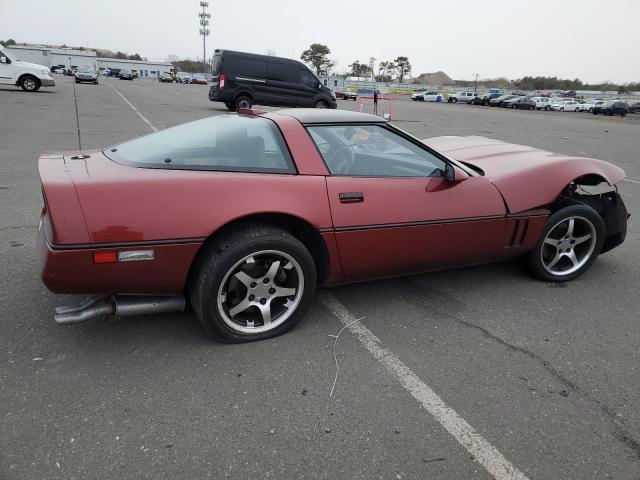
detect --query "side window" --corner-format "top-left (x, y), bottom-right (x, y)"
top-left (108, 116), bottom-right (293, 173)
top-left (299, 69), bottom-right (318, 89)
top-left (266, 62), bottom-right (296, 82)
top-left (334, 80), bottom-right (338, 87)
top-left (236, 58), bottom-right (266, 78)
top-left (307, 125), bottom-right (446, 177)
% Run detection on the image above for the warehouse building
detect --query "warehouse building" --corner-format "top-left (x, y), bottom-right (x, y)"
top-left (5, 45), bottom-right (173, 77)
top-left (96, 58), bottom-right (173, 77)
top-left (6, 45), bottom-right (97, 70)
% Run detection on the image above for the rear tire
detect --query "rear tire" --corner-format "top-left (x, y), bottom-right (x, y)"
top-left (545, 106), bottom-right (550, 111)
top-left (529, 205), bottom-right (604, 282)
top-left (234, 94), bottom-right (252, 110)
top-left (189, 224), bottom-right (317, 342)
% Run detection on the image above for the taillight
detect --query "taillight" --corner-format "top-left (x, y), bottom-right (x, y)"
top-left (219, 74), bottom-right (225, 91)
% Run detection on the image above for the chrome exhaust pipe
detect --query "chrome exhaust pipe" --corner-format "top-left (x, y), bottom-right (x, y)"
top-left (54, 295), bottom-right (185, 325)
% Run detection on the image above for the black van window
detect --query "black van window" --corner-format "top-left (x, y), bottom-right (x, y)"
top-left (211, 55), bottom-right (222, 76)
top-left (299, 69), bottom-right (318, 89)
top-left (235, 58), bottom-right (266, 78)
top-left (267, 62), bottom-right (296, 83)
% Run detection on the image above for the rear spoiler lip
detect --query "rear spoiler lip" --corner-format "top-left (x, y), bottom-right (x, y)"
top-left (38, 153), bottom-right (92, 245)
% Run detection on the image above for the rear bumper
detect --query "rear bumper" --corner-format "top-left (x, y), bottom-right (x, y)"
top-left (38, 221), bottom-right (202, 295)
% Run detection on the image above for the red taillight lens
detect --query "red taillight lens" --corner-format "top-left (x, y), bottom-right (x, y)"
top-left (93, 252), bottom-right (117, 264)
top-left (219, 74), bottom-right (225, 91)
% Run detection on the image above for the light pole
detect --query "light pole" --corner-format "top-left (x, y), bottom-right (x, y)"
top-left (199, 2), bottom-right (211, 73)
top-left (473, 73), bottom-right (479, 93)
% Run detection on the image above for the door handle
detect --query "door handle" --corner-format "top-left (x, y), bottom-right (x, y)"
top-left (339, 192), bottom-right (364, 203)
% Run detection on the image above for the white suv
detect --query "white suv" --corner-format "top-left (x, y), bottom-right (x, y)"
top-left (0, 45), bottom-right (55, 92)
top-left (448, 91), bottom-right (477, 103)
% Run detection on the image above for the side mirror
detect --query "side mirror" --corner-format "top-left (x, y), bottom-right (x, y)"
top-left (444, 164), bottom-right (469, 183)
top-left (444, 163), bottom-right (455, 182)
top-left (0, 56), bottom-right (8, 64)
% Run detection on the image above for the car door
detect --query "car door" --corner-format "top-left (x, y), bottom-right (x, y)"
top-left (263, 61), bottom-right (299, 107)
top-left (289, 68), bottom-right (321, 107)
top-left (306, 124), bottom-right (508, 281)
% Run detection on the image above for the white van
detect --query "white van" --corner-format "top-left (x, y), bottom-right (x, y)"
top-left (530, 96), bottom-right (552, 110)
top-left (0, 45), bottom-right (55, 92)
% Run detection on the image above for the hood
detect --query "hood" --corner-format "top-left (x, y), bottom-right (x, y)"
top-left (423, 136), bottom-right (625, 213)
top-left (15, 60), bottom-right (49, 71)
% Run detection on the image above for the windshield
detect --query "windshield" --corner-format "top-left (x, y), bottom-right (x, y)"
top-left (78, 67), bottom-right (94, 73)
top-left (105, 115), bottom-right (294, 173)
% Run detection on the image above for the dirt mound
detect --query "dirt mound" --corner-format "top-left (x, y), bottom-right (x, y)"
top-left (413, 71), bottom-right (454, 85)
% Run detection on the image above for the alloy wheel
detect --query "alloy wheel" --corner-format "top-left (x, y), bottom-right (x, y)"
top-left (23, 78), bottom-right (37, 91)
top-left (541, 216), bottom-right (597, 276)
top-left (216, 250), bottom-right (304, 334)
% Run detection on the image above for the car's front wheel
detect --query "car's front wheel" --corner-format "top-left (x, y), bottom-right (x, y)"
top-left (20, 75), bottom-right (40, 92)
top-left (315, 100), bottom-right (329, 108)
top-left (529, 205), bottom-right (604, 282)
top-left (190, 225), bottom-right (317, 342)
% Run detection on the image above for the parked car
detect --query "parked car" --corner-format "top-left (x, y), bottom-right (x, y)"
top-left (489, 94), bottom-right (517, 107)
top-left (0, 45), bottom-right (55, 91)
top-left (65, 66), bottom-right (78, 76)
top-left (192, 74), bottom-right (208, 85)
top-left (551, 99), bottom-right (580, 112)
top-left (629, 102), bottom-right (640, 113)
top-left (576, 100), bottom-right (602, 112)
top-left (411, 91), bottom-right (444, 102)
top-left (472, 93), bottom-right (501, 106)
top-left (448, 91), bottom-right (476, 103)
top-left (530, 97), bottom-right (552, 110)
top-left (51, 65), bottom-right (66, 74)
top-left (159, 72), bottom-right (174, 83)
top-left (503, 97), bottom-right (536, 110)
top-left (38, 109), bottom-right (628, 342)
top-left (74, 66), bottom-right (99, 84)
top-left (208, 49), bottom-right (337, 110)
top-left (335, 90), bottom-right (357, 100)
top-left (593, 101), bottom-right (629, 116)
top-left (176, 72), bottom-right (192, 83)
top-left (119, 69), bottom-right (134, 80)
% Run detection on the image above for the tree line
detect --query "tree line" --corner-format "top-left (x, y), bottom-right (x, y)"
top-left (300, 44), bottom-right (412, 82)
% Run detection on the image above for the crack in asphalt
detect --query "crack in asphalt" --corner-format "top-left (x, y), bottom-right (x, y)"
top-left (403, 278), bottom-right (640, 459)
top-left (72, 78), bottom-right (82, 150)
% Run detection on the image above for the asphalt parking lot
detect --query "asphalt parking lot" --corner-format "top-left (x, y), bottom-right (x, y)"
top-left (1, 76), bottom-right (639, 479)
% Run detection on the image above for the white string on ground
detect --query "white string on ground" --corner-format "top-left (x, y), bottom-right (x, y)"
top-left (317, 289), bottom-right (530, 480)
top-left (328, 315), bottom-right (366, 397)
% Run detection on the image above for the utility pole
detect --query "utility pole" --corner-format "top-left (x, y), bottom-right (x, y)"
top-left (199, 2), bottom-right (211, 73)
top-left (473, 73), bottom-right (479, 93)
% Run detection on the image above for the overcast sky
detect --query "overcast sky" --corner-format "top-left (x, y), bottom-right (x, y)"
top-left (2, 0), bottom-right (639, 83)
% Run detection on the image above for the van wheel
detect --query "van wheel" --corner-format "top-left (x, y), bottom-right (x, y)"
top-left (20, 75), bottom-right (40, 92)
top-left (235, 95), bottom-right (252, 110)
top-left (315, 100), bottom-right (329, 109)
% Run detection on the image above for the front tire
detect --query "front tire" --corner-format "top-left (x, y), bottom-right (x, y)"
top-left (315, 100), bottom-right (329, 108)
top-left (20, 75), bottom-right (40, 92)
top-left (190, 225), bottom-right (317, 342)
top-left (529, 205), bottom-right (605, 282)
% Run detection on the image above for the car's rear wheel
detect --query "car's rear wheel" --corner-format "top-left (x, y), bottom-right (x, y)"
top-left (20, 75), bottom-right (40, 92)
top-left (511, 104), bottom-right (517, 109)
top-left (560, 107), bottom-right (564, 112)
top-left (190, 225), bottom-right (317, 342)
top-left (529, 205), bottom-right (604, 282)
top-left (315, 100), bottom-right (329, 108)
top-left (234, 95), bottom-right (252, 110)
top-left (529, 106), bottom-right (534, 110)
top-left (545, 106), bottom-right (550, 111)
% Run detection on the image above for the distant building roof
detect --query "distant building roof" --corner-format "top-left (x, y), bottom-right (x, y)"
top-left (97, 57), bottom-right (172, 66)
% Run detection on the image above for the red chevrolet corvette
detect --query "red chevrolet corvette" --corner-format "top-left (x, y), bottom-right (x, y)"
top-left (38, 109), bottom-right (628, 342)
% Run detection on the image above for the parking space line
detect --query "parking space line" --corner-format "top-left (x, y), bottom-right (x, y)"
top-left (317, 290), bottom-right (530, 480)
top-left (108, 83), bottom-right (158, 132)
top-left (623, 178), bottom-right (640, 185)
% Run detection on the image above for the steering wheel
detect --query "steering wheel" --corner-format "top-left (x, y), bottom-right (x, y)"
top-left (327, 145), bottom-right (355, 175)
